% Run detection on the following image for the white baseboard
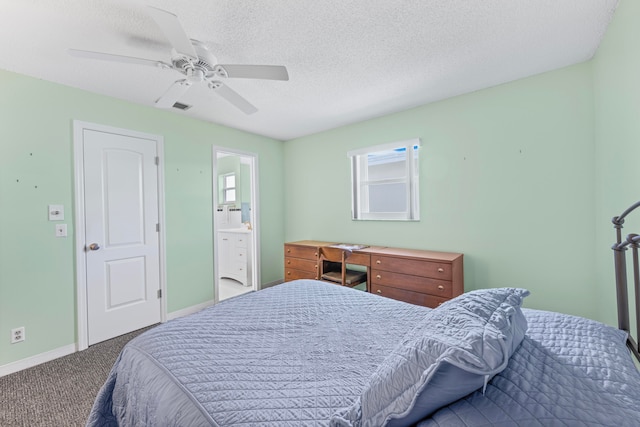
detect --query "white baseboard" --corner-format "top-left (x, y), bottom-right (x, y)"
top-left (167, 299), bottom-right (215, 320)
top-left (0, 343), bottom-right (76, 378)
top-left (1, 294), bottom-right (272, 377)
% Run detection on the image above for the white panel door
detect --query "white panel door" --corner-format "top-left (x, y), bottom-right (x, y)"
top-left (83, 129), bottom-right (161, 345)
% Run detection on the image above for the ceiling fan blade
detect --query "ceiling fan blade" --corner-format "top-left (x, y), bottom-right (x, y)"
top-left (68, 49), bottom-right (170, 68)
top-left (147, 6), bottom-right (198, 60)
top-left (210, 82), bottom-right (258, 115)
top-left (218, 65), bottom-right (289, 81)
top-left (155, 80), bottom-right (192, 108)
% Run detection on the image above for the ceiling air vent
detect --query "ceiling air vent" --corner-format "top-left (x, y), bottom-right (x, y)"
top-left (172, 102), bottom-right (192, 111)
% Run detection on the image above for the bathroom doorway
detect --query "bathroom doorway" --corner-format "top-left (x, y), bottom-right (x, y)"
top-left (212, 147), bottom-right (260, 302)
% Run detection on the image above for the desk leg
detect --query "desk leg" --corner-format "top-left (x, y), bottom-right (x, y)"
top-left (366, 266), bottom-right (370, 293)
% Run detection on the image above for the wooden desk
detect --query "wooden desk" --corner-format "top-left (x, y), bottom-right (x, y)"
top-left (284, 240), bottom-right (464, 308)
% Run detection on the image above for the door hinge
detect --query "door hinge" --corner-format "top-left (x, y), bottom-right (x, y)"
top-left (157, 289), bottom-right (162, 299)
top-left (155, 156), bottom-right (159, 165)
top-left (156, 223), bottom-right (160, 232)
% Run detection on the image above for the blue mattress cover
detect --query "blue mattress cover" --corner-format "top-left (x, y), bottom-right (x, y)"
top-left (86, 280), bottom-right (640, 426)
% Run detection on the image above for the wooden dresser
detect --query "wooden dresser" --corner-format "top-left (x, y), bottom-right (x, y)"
top-left (284, 241), bottom-right (463, 308)
top-left (284, 240), bottom-right (326, 281)
top-left (369, 247), bottom-right (463, 308)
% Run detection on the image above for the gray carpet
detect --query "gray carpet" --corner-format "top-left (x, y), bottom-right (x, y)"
top-left (0, 326), bottom-right (154, 427)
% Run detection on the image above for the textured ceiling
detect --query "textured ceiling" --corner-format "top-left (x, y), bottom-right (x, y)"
top-left (0, 0), bottom-right (619, 141)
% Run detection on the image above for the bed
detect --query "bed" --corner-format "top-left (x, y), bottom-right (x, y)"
top-left (87, 206), bottom-right (640, 427)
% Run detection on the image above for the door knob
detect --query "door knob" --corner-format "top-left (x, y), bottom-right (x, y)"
top-left (88, 243), bottom-right (100, 251)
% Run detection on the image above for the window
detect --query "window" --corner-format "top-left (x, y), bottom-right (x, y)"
top-left (222, 173), bottom-right (236, 203)
top-left (348, 139), bottom-right (420, 221)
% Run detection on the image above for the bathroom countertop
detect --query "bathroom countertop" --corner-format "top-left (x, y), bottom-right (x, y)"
top-left (219, 228), bottom-right (252, 234)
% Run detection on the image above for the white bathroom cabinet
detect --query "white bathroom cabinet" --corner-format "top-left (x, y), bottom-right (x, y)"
top-left (218, 230), bottom-right (252, 286)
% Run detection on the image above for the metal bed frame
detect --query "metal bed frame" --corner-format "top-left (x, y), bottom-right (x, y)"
top-left (612, 201), bottom-right (640, 362)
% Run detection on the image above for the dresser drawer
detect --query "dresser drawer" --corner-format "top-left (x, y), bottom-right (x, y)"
top-left (285, 257), bottom-right (317, 273)
top-left (236, 247), bottom-right (247, 260)
top-left (371, 269), bottom-right (452, 298)
top-left (284, 268), bottom-right (318, 281)
top-left (233, 262), bottom-right (247, 275)
top-left (371, 284), bottom-right (448, 308)
top-left (371, 255), bottom-right (452, 280)
top-left (236, 235), bottom-right (248, 248)
top-left (343, 252), bottom-right (371, 267)
top-left (284, 244), bottom-right (318, 260)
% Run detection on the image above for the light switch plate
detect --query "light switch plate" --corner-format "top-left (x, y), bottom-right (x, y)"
top-left (55, 224), bottom-right (67, 237)
top-left (48, 204), bottom-right (64, 221)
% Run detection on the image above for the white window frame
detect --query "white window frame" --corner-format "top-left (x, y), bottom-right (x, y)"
top-left (348, 138), bottom-right (420, 221)
top-left (222, 172), bottom-right (237, 204)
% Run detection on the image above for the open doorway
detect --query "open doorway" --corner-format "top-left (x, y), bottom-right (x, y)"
top-left (212, 147), bottom-right (260, 302)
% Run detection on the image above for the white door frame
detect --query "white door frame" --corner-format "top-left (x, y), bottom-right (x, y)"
top-left (73, 120), bottom-right (167, 351)
top-left (212, 146), bottom-right (261, 302)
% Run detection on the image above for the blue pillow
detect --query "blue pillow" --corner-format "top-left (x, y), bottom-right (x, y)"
top-left (331, 288), bottom-right (529, 427)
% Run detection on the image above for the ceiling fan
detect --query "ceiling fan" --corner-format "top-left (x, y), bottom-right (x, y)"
top-left (68, 6), bottom-right (289, 114)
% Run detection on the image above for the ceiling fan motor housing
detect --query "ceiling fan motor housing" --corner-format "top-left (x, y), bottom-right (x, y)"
top-left (171, 40), bottom-right (226, 80)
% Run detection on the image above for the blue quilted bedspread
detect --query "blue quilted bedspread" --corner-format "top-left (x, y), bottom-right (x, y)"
top-left (87, 280), bottom-right (640, 426)
top-left (87, 280), bottom-right (429, 426)
top-left (420, 309), bottom-right (640, 427)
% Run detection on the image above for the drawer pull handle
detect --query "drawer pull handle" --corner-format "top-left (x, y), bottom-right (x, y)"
top-left (438, 302), bottom-right (443, 306)
top-left (376, 289), bottom-right (382, 294)
top-left (287, 248), bottom-right (291, 253)
top-left (314, 252), bottom-right (318, 257)
top-left (376, 260), bottom-right (381, 264)
top-left (287, 271), bottom-right (290, 275)
top-left (287, 260), bottom-right (291, 264)
top-left (315, 265), bottom-right (318, 269)
top-left (438, 285), bottom-right (444, 290)
top-left (376, 274), bottom-right (381, 279)
top-left (437, 268), bottom-right (444, 273)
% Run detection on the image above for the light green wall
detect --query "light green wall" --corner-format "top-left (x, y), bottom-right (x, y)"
top-left (593, 0), bottom-right (640, 327)
top-left (2, 0), bottom-right (638, 370)
top-left (0, 69), bottom-right (284, 366)
top-left (284, 0), bottom-right (639, 326)
top-left (284, 63), bottom-right (597, 319)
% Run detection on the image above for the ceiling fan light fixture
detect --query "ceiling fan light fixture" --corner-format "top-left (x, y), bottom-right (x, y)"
top-left (186, 68), bottom-right (205, 83)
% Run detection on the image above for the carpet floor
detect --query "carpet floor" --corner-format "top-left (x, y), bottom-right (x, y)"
top-left (0, 326), bottom-right (154, 427)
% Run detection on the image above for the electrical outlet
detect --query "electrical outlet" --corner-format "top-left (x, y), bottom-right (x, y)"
top-left (11, 327), bottom-right (25, 344)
